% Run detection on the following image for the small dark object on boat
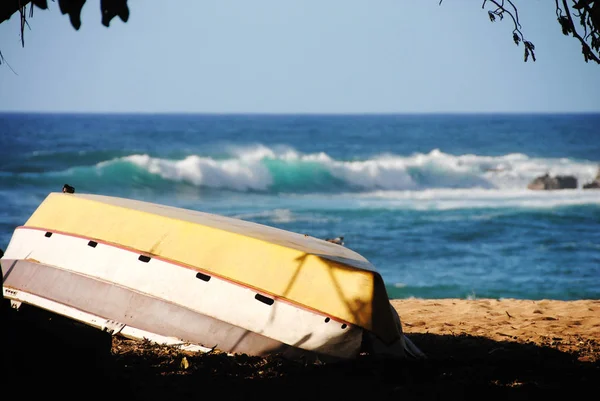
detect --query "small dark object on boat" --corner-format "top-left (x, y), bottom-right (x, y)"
top-left (325, 236), bottom-right (344, 246)
top-left (63, 184), bottom-right (75, 194)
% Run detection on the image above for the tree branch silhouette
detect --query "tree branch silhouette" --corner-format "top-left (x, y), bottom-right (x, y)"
top-left (438, 0), bottom-right (599, 64)
top-left (556, 0), bottom-right (600, 63)
top-left (1, 1), bottom-right (599, 67)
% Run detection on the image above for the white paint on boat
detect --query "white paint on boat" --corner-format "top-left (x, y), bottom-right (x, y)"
top-left (3, 227), bottom-right (362, 358)
top-left (3, 286), bottom-right (214, 353)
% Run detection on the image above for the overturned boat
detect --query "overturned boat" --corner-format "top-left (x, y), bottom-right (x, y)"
top-left (1, 191), bottom-right (422, 360)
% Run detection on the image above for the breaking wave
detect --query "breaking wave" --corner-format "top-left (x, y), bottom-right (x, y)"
top-left (3, 145), bottom-right (600, 196)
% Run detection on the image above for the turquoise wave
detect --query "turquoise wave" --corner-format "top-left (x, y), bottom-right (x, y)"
top-left (2, 147), bottom-right (599, 195)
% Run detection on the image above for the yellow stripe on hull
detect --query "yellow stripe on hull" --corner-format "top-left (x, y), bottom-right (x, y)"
top-left (24, 192), bottom-right (399, 343)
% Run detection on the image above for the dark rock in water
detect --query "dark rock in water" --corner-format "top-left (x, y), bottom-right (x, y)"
top-left (555, 175), bottom-right (578, 189)
top-left (527, 173), bottom-right (578, 190)
top-left (583, 166), bottom-right (600, 189)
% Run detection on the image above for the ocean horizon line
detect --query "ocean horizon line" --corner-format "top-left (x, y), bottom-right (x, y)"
top-left (1, 110), bottom-right (600, 117)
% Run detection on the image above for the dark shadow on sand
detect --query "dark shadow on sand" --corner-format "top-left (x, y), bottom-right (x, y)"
top-left (2, 306), bottom-right (598, 401)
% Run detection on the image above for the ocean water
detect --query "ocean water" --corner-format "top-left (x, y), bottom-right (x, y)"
top-left (1, 112), bottom-right (599, 301)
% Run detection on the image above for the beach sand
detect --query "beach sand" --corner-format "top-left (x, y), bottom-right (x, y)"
top-left (3, 298), bottom-right (599, 400)
top-left (393, 298), bottom-right (600, 358)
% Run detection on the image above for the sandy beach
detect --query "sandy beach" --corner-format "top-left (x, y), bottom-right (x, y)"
top-left (3, 298), bottom-right (599, 400)
top-left (394, 298), bottom-right (600, 358)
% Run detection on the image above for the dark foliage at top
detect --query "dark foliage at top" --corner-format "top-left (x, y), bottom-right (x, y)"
top-left (440, 0), bottom-right (600, 64)
top-left (1, 0), bottom-right (599, 66)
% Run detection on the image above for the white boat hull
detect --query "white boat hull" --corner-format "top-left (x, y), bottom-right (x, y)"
top-left (2, 227), bottom-right (363, 359)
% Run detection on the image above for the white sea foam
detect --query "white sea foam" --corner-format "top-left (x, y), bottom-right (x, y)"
top-left (120, 154), bottom-right (273, 191)
top-left (355, 188), bottom-right (600, 210)
top-left (97, 146), bottom-right (600, 197)
top-left (231, 209), bottom-right (337, 224)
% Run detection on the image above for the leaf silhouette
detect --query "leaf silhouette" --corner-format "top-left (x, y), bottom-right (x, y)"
top-left (58, 0), bottom-right (86, 30)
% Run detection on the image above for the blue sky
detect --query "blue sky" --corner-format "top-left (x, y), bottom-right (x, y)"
top-left (0, 0), bottom-right (599, 113)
